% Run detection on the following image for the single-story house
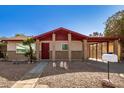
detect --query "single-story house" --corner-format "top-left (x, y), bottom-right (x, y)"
top-left (1, 27), bottom-right (123, 62)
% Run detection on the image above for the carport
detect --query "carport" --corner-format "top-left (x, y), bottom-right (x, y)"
top-left (87, 37), bottom-right (120, 61)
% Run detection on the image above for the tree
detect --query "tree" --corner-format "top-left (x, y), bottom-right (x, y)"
top-left (0, 42), bottom-right (6, 46)
top-left (15, 34), bottom-right (25, 37)
top-left (22, 38), bottom-right (35, 63)
top-left (89, 32), bottom-right (103, 37)
top-left (104, 10), bottom-right (124, 60)
top-left (104, 10), bottom-right (124, 37)
top-left (0, 42), bottom-right (7, 58)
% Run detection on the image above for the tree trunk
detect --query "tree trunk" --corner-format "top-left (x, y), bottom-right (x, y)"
top-left (29, 44), bottom-right (33, 63)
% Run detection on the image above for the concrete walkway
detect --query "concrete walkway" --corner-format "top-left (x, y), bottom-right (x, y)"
top-left (12, 62), bottom-right (48, 88)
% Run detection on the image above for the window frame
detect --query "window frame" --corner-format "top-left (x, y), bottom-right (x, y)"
top-left (61, 43), bottom-right (68, 51)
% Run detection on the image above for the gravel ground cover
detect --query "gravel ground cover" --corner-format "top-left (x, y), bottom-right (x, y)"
top-left (0, 62), bottom-right (36, 88)
top-left (36, 61), bottom-right (124, 88)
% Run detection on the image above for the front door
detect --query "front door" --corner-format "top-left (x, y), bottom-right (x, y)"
top-left (41, 43), bottom-right (49, 59)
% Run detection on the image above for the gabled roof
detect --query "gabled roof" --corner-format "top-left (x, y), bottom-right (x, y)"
top-left (33, 27), bottom-right (120, 41)
top-left (33, 27), bottom-right (89, 40)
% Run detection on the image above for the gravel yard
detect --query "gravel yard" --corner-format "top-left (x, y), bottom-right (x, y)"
top-left (0, 62), bottom-right (36, 88)
top-left (36, 61), bottom-right (124, 88)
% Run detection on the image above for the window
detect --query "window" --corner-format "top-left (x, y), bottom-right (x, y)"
top-left (62, 43), bottom-right (68, 50)
top-left (16, 43), bottom-right (35, 54)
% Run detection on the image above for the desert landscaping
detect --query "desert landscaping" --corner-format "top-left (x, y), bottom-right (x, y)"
top-left (0, 61), bottom-right (36, 88)
top-left (36, 61), bottom-right (124, 88)
top-left (0, 61), bottom-right (124, 88)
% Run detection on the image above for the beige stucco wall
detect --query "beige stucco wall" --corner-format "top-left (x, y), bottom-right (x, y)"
top-left (7, 41), bottom-right (18, 51)
top-left (7, 40), bottom-right (83, 60)
top-left (71, 41), bottom-right (82, 51)
top-left (40, 40), bottom-right (83, 60)
top-left (40, 40), bottom-right (82, 51)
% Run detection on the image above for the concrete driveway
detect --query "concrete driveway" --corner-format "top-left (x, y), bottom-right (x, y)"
top-left (87, 60), bottom-right (124, 73)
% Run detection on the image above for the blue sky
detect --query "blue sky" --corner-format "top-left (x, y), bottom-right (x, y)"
top-left (0, 5), bottom-right (124, 37)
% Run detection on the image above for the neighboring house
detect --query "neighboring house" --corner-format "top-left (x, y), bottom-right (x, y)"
top-left (1, 35), bottom-right (35, 61)
top-left (1, 27), bottom-right (122, 62)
